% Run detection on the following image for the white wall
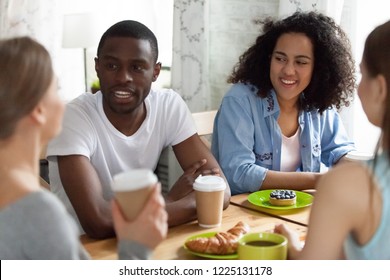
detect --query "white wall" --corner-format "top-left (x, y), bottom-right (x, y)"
top-left (208, 0), bottom-right (279, 109)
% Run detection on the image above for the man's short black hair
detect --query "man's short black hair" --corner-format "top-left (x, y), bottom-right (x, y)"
top-left (97, 20), bottom-right (159, 62)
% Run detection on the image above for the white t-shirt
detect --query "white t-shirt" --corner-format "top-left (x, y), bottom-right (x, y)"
top-left (47, 89), bottom-right (196, 233)
top-left (280, 128), bottom-right (301, 172)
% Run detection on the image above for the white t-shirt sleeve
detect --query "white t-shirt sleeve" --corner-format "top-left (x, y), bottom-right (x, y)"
top-left (47, 103), bottom-right (96, 160)
top-left (162, 90), bottom-right (197, 146)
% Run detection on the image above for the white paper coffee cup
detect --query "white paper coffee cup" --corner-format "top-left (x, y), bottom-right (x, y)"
top-left (111, 169), bottom-right (158, 221)
top-left (193, 175), bottom-right (226, 228)
top-left (345, 151), bottom-right (374, 162)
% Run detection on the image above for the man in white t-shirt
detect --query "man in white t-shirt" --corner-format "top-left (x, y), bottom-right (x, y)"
top-left (47, 20), bottom-right (231, 239)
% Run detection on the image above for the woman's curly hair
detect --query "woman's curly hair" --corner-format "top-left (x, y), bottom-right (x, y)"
top-left (228, 11), bottom-right (356, 113)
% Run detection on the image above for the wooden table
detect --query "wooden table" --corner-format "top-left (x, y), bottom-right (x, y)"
top-left (81, 203), bottom-right (307, 260)
top-left (230, 193), bottom-right (312, 226)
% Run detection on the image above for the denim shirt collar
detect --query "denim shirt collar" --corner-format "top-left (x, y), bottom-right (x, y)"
top-left (262, 90), bottom-right (280, 118)
top-left (262, 89), bottom-right (307, 126)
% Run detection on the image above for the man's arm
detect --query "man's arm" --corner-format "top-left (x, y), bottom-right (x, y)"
top-left (168, 134), bottom-right (231, 226)
top-left (58, 155), bottom-right (115, 239)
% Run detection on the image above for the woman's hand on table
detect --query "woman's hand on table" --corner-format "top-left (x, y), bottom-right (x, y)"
top-left (111, 183), bottom-right (168, 249)
top-left (274, 224), bottom-right (303, 260)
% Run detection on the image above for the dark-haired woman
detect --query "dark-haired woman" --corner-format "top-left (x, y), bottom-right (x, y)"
top-left (212, 12), bottom-right (356, 194)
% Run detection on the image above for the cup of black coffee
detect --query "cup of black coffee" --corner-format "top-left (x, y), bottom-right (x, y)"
top-left (238, 232), bottom-right (287, 260)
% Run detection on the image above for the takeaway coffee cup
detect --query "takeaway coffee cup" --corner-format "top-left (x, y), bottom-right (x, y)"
top-left (344, 151), bottom-right (374, 162)
top-left (238, 232), bottom-right (288, 260)
top-left (193, 175), bottom-right (226, 228)
top-left (111, 169), bottom-right (158, 221)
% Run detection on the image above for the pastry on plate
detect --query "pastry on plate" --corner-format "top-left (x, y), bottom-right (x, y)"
top-left (185, 221), bottom-right (250, 255)
top-left (269, 190), bottom-right (296, 206)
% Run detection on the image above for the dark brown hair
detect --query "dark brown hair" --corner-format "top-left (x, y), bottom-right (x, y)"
top-left (0, 36), bottom-right (53, 139)
top-left (361, 20), bottom-right (390, 221)
top-left (363, 20), bottom-right (390, 160)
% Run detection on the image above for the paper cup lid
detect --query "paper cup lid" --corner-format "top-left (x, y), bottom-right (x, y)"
top-left (112, 169), bottom-right (158, 191)
top-left (345, 151), bottom-right (374, 161)
top-left (193, 175), bottom-right (226, 192)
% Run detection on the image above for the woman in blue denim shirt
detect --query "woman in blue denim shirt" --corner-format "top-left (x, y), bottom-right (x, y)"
top-left (212, 12), bottom-right (356, 195)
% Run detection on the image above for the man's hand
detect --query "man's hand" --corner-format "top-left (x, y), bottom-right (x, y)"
top-left (166, 159), bottom-right (221, 202)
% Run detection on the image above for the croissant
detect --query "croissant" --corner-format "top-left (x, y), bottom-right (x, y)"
top-left (185, 221), bottom-right (250, 255)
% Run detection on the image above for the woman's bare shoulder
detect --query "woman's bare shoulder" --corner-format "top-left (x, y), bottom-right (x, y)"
top-left (320, 162), bottom-right (370, 188)
top-left (315, 161), bottom-right (372, 209)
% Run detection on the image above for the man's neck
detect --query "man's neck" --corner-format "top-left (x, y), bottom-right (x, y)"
top-left (103, 102), bottom-right (147, 137)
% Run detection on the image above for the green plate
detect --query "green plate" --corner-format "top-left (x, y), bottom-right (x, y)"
top-left (184, 232), bottom-right (238, 259)
top-left (248, 190), bottom-right (313, 210)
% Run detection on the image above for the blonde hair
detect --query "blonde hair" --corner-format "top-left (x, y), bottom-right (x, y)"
top-left (0, 36), bottom-right (53, 139)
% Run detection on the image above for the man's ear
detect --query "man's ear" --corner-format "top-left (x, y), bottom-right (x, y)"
top-left (94, 57), bottom-right (100, 79)
top-left (152, 62), bottom-right (162, 82)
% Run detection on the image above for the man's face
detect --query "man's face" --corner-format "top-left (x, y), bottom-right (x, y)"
top-left (95, 37), bottom-right (160, 116)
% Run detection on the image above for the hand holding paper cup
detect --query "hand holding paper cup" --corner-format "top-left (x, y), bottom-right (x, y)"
top-left (111, 169), bottom-right (158, 221)
top-left (238, 232), bottom-right (288, 260)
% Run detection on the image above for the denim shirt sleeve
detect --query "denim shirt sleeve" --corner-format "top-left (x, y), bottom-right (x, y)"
top-left (319, 109), bottom-right (355, 166)
top-left (298, 108), bottom-right (355, 172)
top-left (211, 85), bottom-right (269, 195)
top-left (321, 109), bottom-right (355, 166)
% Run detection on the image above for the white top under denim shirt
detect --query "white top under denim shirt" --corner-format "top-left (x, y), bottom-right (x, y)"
top-left (211, 83), bottom-right (355, 195)
top-left (344, 153), bottom-right (390, 259)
